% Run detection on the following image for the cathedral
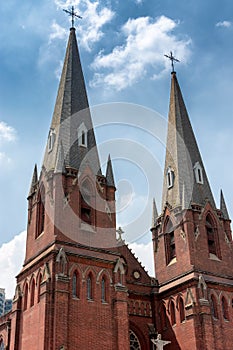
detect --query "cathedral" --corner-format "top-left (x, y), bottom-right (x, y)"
top-left (0, 24), bottom-right (232, 350)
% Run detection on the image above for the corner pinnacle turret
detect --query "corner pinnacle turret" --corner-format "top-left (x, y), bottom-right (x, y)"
top-left (162, 72), bottom-right (216, 211)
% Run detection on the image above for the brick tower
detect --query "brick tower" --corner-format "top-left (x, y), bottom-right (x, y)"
top-left (151, 71), bottom-right (233, 350)
top-left (8, 27), bottom-right (133, 350)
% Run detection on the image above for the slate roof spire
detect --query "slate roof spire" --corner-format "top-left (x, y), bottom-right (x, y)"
top-left (42, 27), bottom-right (101, 175)
top-left (28, 164), bottom-right (38, 197)
top-left (151, 198), bottom-right (158, 229)
top-left (106, 154), bottom-right (115, 187)
top-left (162, 72), bottom-right (216, 210)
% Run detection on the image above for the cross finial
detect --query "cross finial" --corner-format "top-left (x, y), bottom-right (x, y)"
top-left (164, 51), bottom-right (180, 73)
top-left (63, 5), bottom-right (82, 28)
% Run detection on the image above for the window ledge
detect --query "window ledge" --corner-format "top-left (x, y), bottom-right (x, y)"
top-left (209, 253), bottom-right (221, 261)
top-left (168, 257), bottom-right (177, 266)
top-left (81, 222), bottom-right (96, 233)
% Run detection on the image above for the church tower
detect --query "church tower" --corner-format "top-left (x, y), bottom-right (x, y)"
top-left (152, 71), bottom-right (233, 349)
top-left (8, 26), bottom-right (132, 350)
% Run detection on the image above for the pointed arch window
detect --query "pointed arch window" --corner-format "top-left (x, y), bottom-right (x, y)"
top-left (206, 214), bottom-right (220, 258)
top-left (178, 297), bottom-right (185, 323)
top-left (170, 300), bottom-right (176, 326)
top-left (194, 162), bottom-right (204, 184)
top-left (30, 279), bottom-right (35, 307)
top-left (210, 295), bottom-right (218, 319)
top-left (78, 123), bottom-right (88, 147)
top-left (72, 271), bottom-right (79, 298)
top-left (160, 303), bottom-right (167, 330)
top-left (80, 180), bottom-right (93, 226)
top-left (36, 183), bottom-right (45, 237)
top-left (101, 277), bottom-right (106, 303)
top-left (165, 218), bottom-right (176, 264)
top-left (166, 167), bottom-right (174, 189)
top-left (221, 296), bottom-right (229, 320)
top-left (37, 274), bottom-right (42, 303)
top-left (87, 274), bottom-right (93, 300)
top-left (48, 129), bottom-right (56, 152)
top-left (129, 330), bottom-right (141, 350)
top-left (24, 283), bottom-right (29, 311)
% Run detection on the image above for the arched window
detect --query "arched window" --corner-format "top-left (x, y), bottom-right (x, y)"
top-left (36, 184), bottom-right (45, 237)
top-left (178, 297), bottom-right (185, 323)
top-left (170, 300), bottom-right (176, 326)
top-left (221, 296), bottom-right (229, 320)
top-left (80, 180), bottom-right (93, 225)
top-left (210, 295), bottom-right (218, 319)
top-left (193, 162), bottom-right (204, 184)
top-left (37, 274), bottom-right (42, 303)
top-left (30, 278), bottom-right (35, 307)
top-left (160, 303), bottom-right (167, 330)
top-left (48, 129), bottom-right (56, 152)
top-left (129, 330), bottom-right (141, 350)
top-left (87, 274), bottom-right (93, 300)
top-left (101, 277), bottom-right (106, 302)
top-left (72, 271), bottom-right (79, 298)
top-left (206, 214), bottom-right (218, 256)
top-left (166, 167), bottom-right (174, 189)
top-left (78, 123), bottom-right (88, 147)
top-left (24, 283), bottom-right (29, 311)
top-left (165, 218), bottom-right (176, 264)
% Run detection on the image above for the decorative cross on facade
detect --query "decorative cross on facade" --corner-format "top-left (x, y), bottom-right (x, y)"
top-left (151, 334), bottom-right (171, 350)
top-left (164, 51), bottom-right (180, 73)
top-left (63, 6), bottom-right (82, 28)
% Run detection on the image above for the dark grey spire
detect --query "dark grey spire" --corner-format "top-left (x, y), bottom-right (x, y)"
top-left (28, 164), bottom-right (38, 197)
top-left (42, 28), bottom-right (101, 175)
top-left (220, 190), bottom-right (230, 220)
top-left (106, 154), bottom-right (115, 187)
top-left (162, 72), bottom-right (216, 210)
top-left (151, 198), bottom-right (158, 229)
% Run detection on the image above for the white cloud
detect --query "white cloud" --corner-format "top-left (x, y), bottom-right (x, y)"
top-left (129, 241), bottom-right (154, 276)
top-left (0, 152), bottom-right (11, 164)
top-left (91, 16), bottom-right (191, 90)
top-left (49, 21), bottom-right (67, 44)
top-left (216, 21), bottom-right (232, 28)
top-left (53, 0), bottom-right (115, 51)
top-left (0, 121), bottom-right (16, 143)
top-left (0, 231), bottom-right (26, 298)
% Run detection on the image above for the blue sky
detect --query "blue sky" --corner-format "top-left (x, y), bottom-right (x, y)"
top-left (0, 1), bottom-right (233, 295)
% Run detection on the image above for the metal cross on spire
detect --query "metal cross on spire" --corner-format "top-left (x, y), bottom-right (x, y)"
top-left (164, 51), bottom-right (180, 73)
top-left (63, 6), bottom-right (82, 28)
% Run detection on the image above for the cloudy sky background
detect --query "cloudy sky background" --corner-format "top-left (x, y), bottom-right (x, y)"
top-left (0, 0), bottom-right (233, 297)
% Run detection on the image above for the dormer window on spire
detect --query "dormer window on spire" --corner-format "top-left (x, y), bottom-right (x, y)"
top-left (194, 162), bottom-right (204, 184)
top-left (48, 129), bottom-right (56, 153)
top-left (78, 123), bottom-right (88, 147)
top-left (166, 167), bottom-right (174, 189)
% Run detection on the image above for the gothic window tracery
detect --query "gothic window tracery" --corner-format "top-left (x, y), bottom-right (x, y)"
top-left (129, 330), bottom-right (141, 350)
top-left (101, 277), bottom-right (106, 302)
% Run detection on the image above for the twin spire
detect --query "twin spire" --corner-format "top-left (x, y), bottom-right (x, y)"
top-left (162, 72), bottom-right (216, 211)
